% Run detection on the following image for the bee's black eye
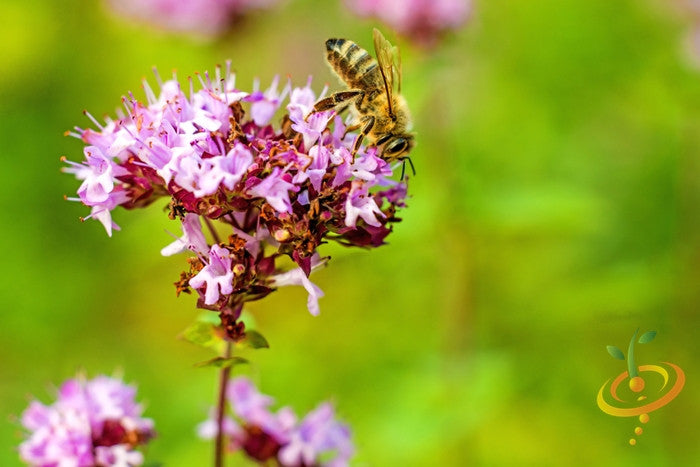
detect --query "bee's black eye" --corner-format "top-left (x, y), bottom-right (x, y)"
top-left (385, 138), bottom-right (408, 155)
top-left (376, 135), bottom-right (392, 146)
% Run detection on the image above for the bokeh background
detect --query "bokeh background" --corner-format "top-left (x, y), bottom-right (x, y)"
top-left (1, 0), bottom-right (698, 465)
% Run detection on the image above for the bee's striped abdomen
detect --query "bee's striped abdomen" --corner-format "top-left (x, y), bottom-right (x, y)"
top-left (325, 38), bottom-right (380, 90)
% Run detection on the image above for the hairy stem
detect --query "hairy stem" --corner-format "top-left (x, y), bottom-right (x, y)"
top-left (214, 341), bottom-right (232, 467)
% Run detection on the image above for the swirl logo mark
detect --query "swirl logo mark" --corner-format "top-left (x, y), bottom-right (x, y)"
top-left (597, 329), bottom-right (685, 446)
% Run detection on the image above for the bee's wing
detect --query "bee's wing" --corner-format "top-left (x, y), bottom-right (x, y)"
top-left (395, 43), bottom-right (402, 94)
top-left (373, 28), bottom-right (397, 117)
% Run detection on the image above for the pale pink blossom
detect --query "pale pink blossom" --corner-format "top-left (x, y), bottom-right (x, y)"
top-left (19, 375), bottom-right (154, 467)
top-left (189, 244), bottom-right (234, 305)
top-left (346, 0), bottom-right (472, 46)
top-left (107, 0), bottom-right (283, 38)
top-left (345, 181), bottom-right (385, 227)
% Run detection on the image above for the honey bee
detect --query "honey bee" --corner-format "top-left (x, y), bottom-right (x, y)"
top-left (312, 29), bottom-right (415, 173)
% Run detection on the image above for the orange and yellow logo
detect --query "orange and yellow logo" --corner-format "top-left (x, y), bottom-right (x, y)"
top-left (597, 329), bottom-right (685, 446)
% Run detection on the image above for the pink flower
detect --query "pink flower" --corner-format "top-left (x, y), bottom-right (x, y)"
top-left (287, 79), bottom-right (333, 149)
top-left (81, 189), bottom-right (130, 237)
top-left (247, 76), bottom-right (291, 126)
top-left (106, 0), bottom-right (283, 38)
top-left (199, 377), bottom-right (353, 466)
top-left (345, 0), bottom-right (472, 46)
top-left (19, 375), bottom-right (154, 467)
top-left (76, 147), bottom-right (117, 204)
top-left (216, 143), bottom-right (254, 190)
top-left (173, 154), bottom-right (220, 198)
top-left (286, 78), bottom-right (318, 118)
top-left (161, 213), bottom-right (209, 256)
top-left (66, 65), bottom-right (409, 319)
top-left (189, 244), bottom-right (234, 305)
top-left (279, 403), bottom-right (354, 467)
top-left (293, 145), bottom-right (331, 191)
top-left (227, 378), bottom-right (292, 442)
top-left (271, 254), bottom-right (326, 316)
top-left (345, 181), bottom-right (386, 227)
top-left (332, 146), bottom-right (391, 187)
top-left (95, 445), bottom-right (145, 467)
top-left (196, 411), bottom-right (242, 442)
top-left (247, 168), bottom-right (299, 213)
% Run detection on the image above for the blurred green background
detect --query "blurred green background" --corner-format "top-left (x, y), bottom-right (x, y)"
top-left (1, 0), bottom-right (698, 465)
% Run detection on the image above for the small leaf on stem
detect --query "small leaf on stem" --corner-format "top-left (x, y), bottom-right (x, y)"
top-left (638, 331), bottom-right (656, 344)
top-left (241, 329), bottom-right (270, 349)
top-left (607, 345), bottom-right (625, 360)
top-left (195, 356), bottom-right (249, 369)
top-left (181, 321), bottom-right (219, 349)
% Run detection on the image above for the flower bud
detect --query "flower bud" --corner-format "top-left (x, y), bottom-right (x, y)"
top-left (273, 229), bottom-right (291, 242)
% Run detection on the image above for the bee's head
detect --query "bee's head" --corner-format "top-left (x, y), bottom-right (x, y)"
top-left (378, 134), bottom-right (415, 161)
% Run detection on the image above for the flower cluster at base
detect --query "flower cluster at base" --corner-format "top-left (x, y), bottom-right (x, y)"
top-left (106, 0), bottom-right (282, 38)
top-left (198, 377), bottom-right (353, 466)
top-left (64, 63), bottom-right (407, 326)
top-left (19, 375), bottom-right (154, 467)
top-left (345, 0), bottom-right (472, 46)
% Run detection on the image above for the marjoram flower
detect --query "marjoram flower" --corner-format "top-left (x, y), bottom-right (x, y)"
top-left (345, 0), bottom-right (472, 46)
top-left (64, 63), bottom-right (408, 335)
top-left (19, 375), bottom-right (154, 467)
top-left (198, 377), bottom-right (353, 466)
top-left (106, 0), bottom-right (283, 38)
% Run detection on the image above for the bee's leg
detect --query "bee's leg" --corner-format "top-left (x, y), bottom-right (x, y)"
top-left (335, 101), bottom-right (352, 116)
top-left (399, 157), bottom-right (416, 180)
top-left (342, 121), bottom-right (362, 139)
top-left (351, 115), bottom-right (375, 159)
top-left (308, 90), bottom-right (364, 120)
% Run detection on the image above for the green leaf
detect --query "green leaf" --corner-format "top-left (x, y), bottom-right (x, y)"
top-left (181, 321), bottom-right (219, 349)
top-left (606, 345), bottom-right (625, 360)
top-left (194, 356), bottom-right (249, 369)
top-left (638, 331), bottom-right (656, 344)
top-left (198, 312), bottom-right (221, 325)
top-left (242, 330), bottom-right (270, 349)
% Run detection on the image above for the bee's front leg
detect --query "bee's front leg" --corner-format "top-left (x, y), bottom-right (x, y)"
top-left (399, 156), bottom-right (416, 180)
top-left (307, 90), bottom-right (364, 121)
top-left (342, 122), bottom-right (362, 139)
top-left (351, 115), bottom-right (375, 159)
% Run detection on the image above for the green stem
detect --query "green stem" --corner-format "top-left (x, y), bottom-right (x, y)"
top-left (214, 341), bottom-right (232, 467)
top-left (204, 217), bottom-right (222, 245)
top-left (627, 328), bottom-right (640, 378)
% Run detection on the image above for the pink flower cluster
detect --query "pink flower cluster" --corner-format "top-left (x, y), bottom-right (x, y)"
top-left (198, 377), bottom-right (353, 466)
top-left (106, 0), bottom-right (282, 37)
top-left (64, 64), bottom-right (407, 322)
top-left (345, 0), bottom-right (472, 46)
top-left (19, 376), bottom-right (154, 467)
